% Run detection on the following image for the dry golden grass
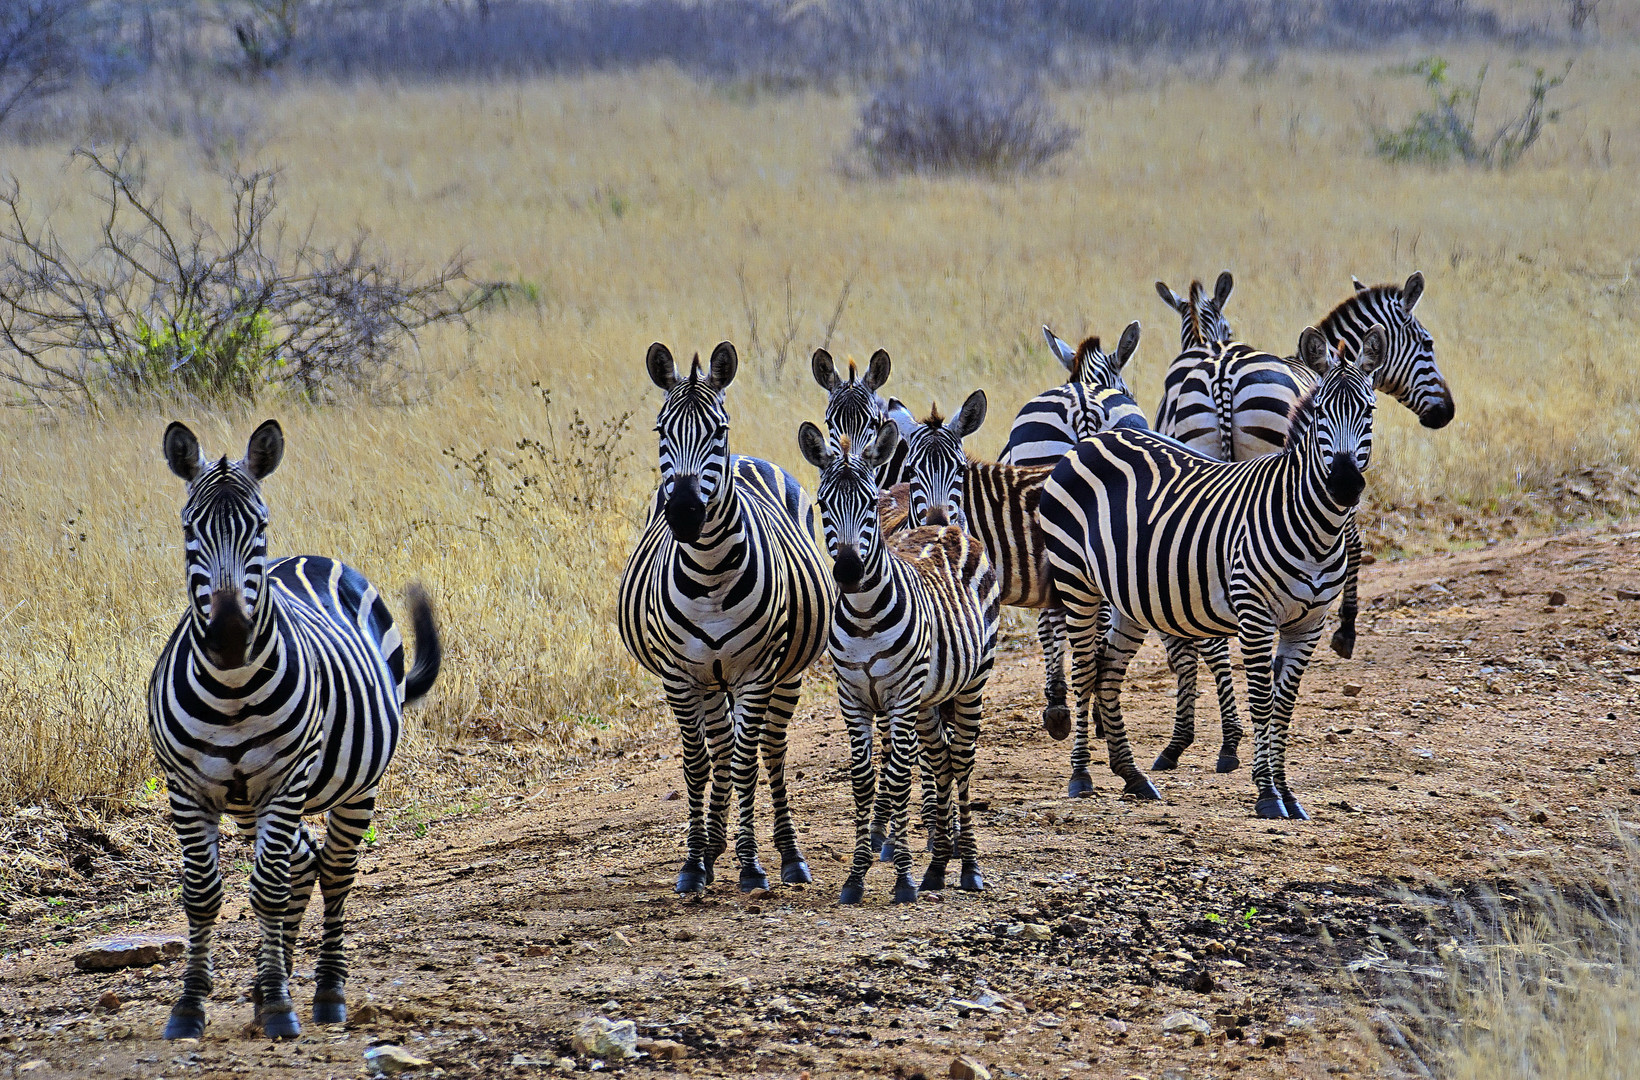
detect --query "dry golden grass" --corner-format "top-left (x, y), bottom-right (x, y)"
top-left (3, 45), bottom-right (1639, 824)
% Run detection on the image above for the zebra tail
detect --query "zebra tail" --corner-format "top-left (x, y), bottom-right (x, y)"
top-left (402, 583), bottom-right (443, 704)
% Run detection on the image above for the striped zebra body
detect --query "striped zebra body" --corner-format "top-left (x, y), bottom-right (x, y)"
top-left (1041, 327), bottom-right (1386, 819)
top-left (799, 421), bottom-right (1000, 903)
top-left (998, 324), bottom-right (1146, 467)
top-left (149, 420), bottom-right (440, 1042)
top-left (620, 343), bottom-right (834, 895)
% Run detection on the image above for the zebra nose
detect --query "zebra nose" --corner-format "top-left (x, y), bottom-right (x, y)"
top-left (924, 505), bottom-right (950, 527)
top-left (832, 546), bottom-right (864, 590)
top-left (204, 587), bottom-right (252, 670)
top-left (664, 476), bottom-right (706, 543)
top-left (1419, 395), bottom-right (1454, 429)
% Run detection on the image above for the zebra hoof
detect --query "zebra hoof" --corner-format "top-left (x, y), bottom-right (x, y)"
top-left (919, 862), bottom-right (948, 893)
top-left (1254, 793), bottom-right (1289, 819)
top-left (1123, 774), bottom-right (1162, 801)
top-left (1215, 751), bottom-right (1241, 773)
top-left (1152, 751), bottom-right (1181, 771)
top-left (1281, 793), bottom-right (1310, 821)
top-left (316, 989), bottom-right (352, 1029)
top-left (878, 840), bottom-right (896, 863)
top-left (738, 863), bottom-right (770, 893)
top-left (162, 1003), bottom-right (207, 1040)
top-left (1330, 627), bottom-right (1356, 660)
top-left (960, 860), bottom-right (986, 892)
top-left (839, 877), bottom-right (866, 906)
top-left (259, 1000), bottom-right (301, 1040)
top-left (1043, 705), bottom-right (1072, 741)
top-left (675, 861), bottom-right (709, 894)
top-left (891, 875), bottom-right (919, 904)
top-left (1067, 770), bottom-right (1094, 798)
top-left (780, 858), bottom-right (812, 886)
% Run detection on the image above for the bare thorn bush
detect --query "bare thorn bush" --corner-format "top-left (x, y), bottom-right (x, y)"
top-left (854, 69), bottom-right (1078, 177)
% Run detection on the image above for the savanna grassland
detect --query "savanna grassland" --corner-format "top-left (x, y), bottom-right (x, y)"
top-left (3, 41), bottom-right (1639, 826)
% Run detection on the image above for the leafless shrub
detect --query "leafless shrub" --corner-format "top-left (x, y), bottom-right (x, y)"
top-left (0, 0), bottom-right (93, 130)
top-left (0, 146), bottom-right (497, 406)
top-left (854, 68), bottom-right (1078, 177)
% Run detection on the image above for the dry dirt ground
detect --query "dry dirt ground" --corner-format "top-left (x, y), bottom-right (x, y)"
top-left (5, 522), bottom-right (1640, 1080)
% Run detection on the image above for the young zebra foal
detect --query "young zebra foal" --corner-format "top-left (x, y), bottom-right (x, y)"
top-left (150, 420), bottom-right (441, 1041)
top-left (799, 421), bottom-right (1000, 903)
top-left (620, 343), bottom-right (835, 894)
top-left (1042, 327), bottom-right (1387, 820)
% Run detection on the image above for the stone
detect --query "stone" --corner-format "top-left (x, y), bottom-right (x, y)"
top-left (638, 1038), bottom-right (689, 1060)
top-left (1341, 683), bottom-right (1363, 697)
top-left (352, 1003), bottom-right (382, 1024)
top-left (949, 1054), bottom-right (992, 1080)
top-left (1022, 923), bottom-right (1053, 941)
top-left (362, 1044), bottom-right (433, 1075)
top-left (725, 976), bottom-right (752, 993)
top-left (572, 1016), bottom-right (640, 1060)
top-left (1532, 810), bottom-right (1550, 824)
top-left (72, 936), bottom-right (185, 971)
top-left (746, 888), bottom-right (773, 901)
top-left (1619, 590), bottom-right (1640, 601)
top-left (1261, 1031), bottom-right (1288, 1049)
top-left (1161, 1010), bottom-right (1211, 1036)
top-left (1548, 590), bottom-right (1567, 607)
top-left (1104, 1018), bottom-right (1129, 1036)
top-left (606, 931), bottom-right (631, 949)
top-left (95, 991), bottom-right (122, 1013)
top-left (663, 789), bottom-right (681, 800)
top-left (523, 944), bottom-right (552, 957)
top-left (600, 999), bottom-right (622, 1013)
top-left (1184, 969), bottom-right (1215, 993)
top-left (18, 1062), bottom-right (48, 1074)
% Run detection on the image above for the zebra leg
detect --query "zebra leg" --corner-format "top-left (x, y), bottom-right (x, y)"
top-left (1039, 608), bottom-right (1072, 740)
top-left (1237, 614), bottom-right (1285, 819)
top-left (1201, 636), bottom-right (1243, 772)
top-left (701, 689), bottom-right (734, 886)
top-left (311, 794), bottom-right (374, 1025)
top-left (869, 712), bottom-right (893, 860)
top-left (729, 684), bottom-right (772, 893)
top-left (948, 685), bottom-right (987, 893)
top-left (1155, 635), bottom-right (1200, 770)
top-left (1270, 629), bottom-right (1324, 821)
top-left (1063, 603), bottom-right (1102, 796)
top-left (760, 678), bottom-right (811, 886)
top-left (884, 708), bottom-right (921, 904)
top-left (1094, 611), bottom-right (1162, 800)
top-left (278, 822), bottom-right (320, 987)
top-left (664, 680), bottom-right (713, 893)
top-left (839, 696), bottom-right (878, 905)
top-left (915, 706), bottom-right (956, 894)
top-left (919, 738), bottom-right (939, 853)
top-left (248, 797), bottom-right (306, 1039)
top-left (162, 796), bottom-right (223, 1039)
top-left (1330, 515), bottom-right (1363, 659)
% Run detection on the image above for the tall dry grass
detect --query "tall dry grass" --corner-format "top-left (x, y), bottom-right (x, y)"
top-left (2, 47), bottom-right (1639, 821)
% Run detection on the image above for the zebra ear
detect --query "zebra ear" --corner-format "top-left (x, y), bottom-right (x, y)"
top-left (1357, 324), bottom-right (1388, 377)
top-left (1043, 326), bottom-right (1077, 371)
top-left (1352, 276), bottom-right (1369, 294)
top-left (863, 418), bottom-right (901, 470)
top-left (797, 421), bottom-right (832, 469)
top-left (163, 421), bottom-right (204, 482)
top-left (1155, 281), bottom-right (1186, 314)
top-left (244, 419), bottom-right (284, 480)
top-left (1213, 270), bottom-right (1234, 309)
top-left (708, 341), bottom-right (738, 391)
top-left (1296, 327), bottom-right (1332, 374)
top-left (952, 389), bottom-right (987, 439)
top-left (646, 343), bottom-right (679, 391)
top-left (1402, 271), bottom-right (1424, 311)
top-left (1114, 321), bottom-right (1141, 370)
top-left (811, 348), bottom-right (839, 391)
top-left (864, 349), bottom-right (891, 391)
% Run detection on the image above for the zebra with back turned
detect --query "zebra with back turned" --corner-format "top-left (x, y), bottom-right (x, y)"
top-left (799, 420), bottom-right (1000, 903)
top-left (1041, 326), bottom-right (1387, 819)
top-left (620, 343), bottom-right (835, 894)
top-left (150, 420), bottom-right (441, 1041)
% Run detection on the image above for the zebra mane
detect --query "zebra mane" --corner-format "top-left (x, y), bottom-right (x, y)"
top-left (1070, 337), bottom-right (1102, 383)
top-left (1319, 284), bottom-right (1403, 331)
top-left (922, 402), bottom-right (945, 428)
top-left (688, 355), bottom-right (703, 383)
top-left (1282, 381), bottom-right (1323, 449)
top-left (838, 433), bottom-right (852, 455)
top-left (1187, 280), bottom-right (1206, 347)
top-left (847, 359), bottom-right (858, 381)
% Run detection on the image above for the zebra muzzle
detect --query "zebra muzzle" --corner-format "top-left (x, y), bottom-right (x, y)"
top-left (1419, 394), bottom-right (1455, 429)
top-left (832, 546), bottom-right (865, 591)
top-left (664, 477), bottom-right (707, 543)
top-left (204, 587), bottom-right (253, 670)
top-left (1325, 452), bottom-right (1366, 507)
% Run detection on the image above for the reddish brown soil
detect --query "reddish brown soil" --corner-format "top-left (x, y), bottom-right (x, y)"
top-left (4, 523), bottom-right (1639, 1080)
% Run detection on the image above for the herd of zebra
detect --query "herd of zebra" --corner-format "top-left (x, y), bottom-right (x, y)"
top-left (137, 269), bottom-right (1450, 1042)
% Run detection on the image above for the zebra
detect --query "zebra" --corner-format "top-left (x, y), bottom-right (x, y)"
top-left (619, 342), bottom-right (835, 894)
top-left (150, 420), bottom-right (441, 1041)
top-left (1156, 270), bottom-right (1235, 349)
top-left (998, 323), bottom-right (1146, 468)
top-left (812, 347), bottom-right (913, 486)
top-left (798, 419), bottom-right (1000, 903)
top-left (1040, 325), bottom-right (1387, 820)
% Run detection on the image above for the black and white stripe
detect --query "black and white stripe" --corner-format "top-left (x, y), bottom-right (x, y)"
top-left (799, 421), bottom-right (1000, 904)
top-left (812, 348), bottom-right (912, 487)
top-left (1041, 326), bottom-right (1387, 819)
top-left (1156, 270), bottom-right (1235, 350)
top-left (998, 323), bottom-right (1146, 467)
top-left (149, 420), bottom-right (440, 1042)
top-left (620, 342), bottom-right (835, 895)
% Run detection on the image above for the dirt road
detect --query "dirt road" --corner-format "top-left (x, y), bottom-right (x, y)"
top-left (4, 523), bottom-right (1639, 1080)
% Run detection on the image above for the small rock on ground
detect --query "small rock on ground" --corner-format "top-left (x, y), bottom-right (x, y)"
top-left (72, 936), bottom-right (185, 971)
top-left (950, 1054), bottom-right (992, 1080)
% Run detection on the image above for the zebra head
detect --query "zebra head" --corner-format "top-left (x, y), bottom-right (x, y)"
top-left (647, 341), bottom-right (738, 545)
top-left (902, 391), bottom-right (987, 530)
top-left (1289, 325), bottom-right (1387, 508)
top-left (1041, 321), bottom-right (1140, 397)
top-left (798, 420), bottom-right (901, 592)
top-left (813, 346), bottom-right (892, 450)
top-left (163, 419), bottom-right (284, 671)
top-left (1337, 271), bottom-right (1453, 429)
top-left (1155, 270), bottom-right (1234, 349)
